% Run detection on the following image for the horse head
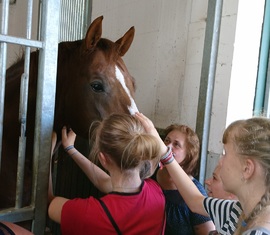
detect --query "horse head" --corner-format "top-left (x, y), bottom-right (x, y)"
top-left (54, 16), bottom-right (139, 138)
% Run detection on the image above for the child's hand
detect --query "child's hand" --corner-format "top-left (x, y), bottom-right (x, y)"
top-left (135, 112), bottom-right (158, 136)
top-left (61, 126), bottom-right (76, 149)
top-left (135, 112), bottom-right (167, 155)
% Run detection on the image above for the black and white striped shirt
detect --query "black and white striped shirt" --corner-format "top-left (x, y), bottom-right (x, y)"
top-left (203, 197), bottom-right (270, 235)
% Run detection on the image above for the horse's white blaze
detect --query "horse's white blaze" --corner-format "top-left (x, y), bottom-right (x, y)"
top-left (115, 66), bottom-right (139, 115)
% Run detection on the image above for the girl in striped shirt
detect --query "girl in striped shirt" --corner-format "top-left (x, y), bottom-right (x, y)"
top-left (136, 113), bottom-right (270, 235)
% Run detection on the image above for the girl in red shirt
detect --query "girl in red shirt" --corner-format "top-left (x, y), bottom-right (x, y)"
top-left (48, 113), bottom-right (165, 235)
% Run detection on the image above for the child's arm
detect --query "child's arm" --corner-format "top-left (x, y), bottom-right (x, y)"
top-left (62, 127), bottom-right (112, 193)
top-left (135, 112), bottom-right (208, 216)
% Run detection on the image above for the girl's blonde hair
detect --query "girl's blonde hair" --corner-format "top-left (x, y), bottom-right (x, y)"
top-left (223, 117), bottom-right (270, 234)
top-left (89, 113), bottom-right (161, 173)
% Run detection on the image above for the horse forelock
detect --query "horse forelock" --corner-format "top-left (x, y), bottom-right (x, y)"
top-left (95, 38), bottom-right (121, 60)
top-left (96, 38), bottom-right (115, 50)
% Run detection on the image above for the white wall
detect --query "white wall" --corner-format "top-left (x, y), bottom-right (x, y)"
top-left (92, 0), bottom-right (197, 127)
top-left (91, 1), bottom-right (238, 150)
top-left (91, 0), bottom-right (265, 178)
top-left (226, 0), bottom-right (265, 126)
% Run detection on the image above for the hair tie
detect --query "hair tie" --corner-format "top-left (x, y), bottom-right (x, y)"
top-left (65, 145), bottom-right (74, 152)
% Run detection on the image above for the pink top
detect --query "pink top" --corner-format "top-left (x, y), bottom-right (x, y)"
top-left (61, 178), bottom-right (165, 235)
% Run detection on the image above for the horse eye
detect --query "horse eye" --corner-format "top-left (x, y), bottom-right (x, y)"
top-left (90, 82), bottom-right (105, 93)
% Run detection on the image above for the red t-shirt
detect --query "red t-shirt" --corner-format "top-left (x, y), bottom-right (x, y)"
top-left (61, 179), bottom-right (165, 235)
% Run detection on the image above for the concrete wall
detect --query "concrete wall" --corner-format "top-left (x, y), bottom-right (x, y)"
top-left (91, 0), bottom-right (234, 138)
top-left (91, 0), bottom-right (265, 179)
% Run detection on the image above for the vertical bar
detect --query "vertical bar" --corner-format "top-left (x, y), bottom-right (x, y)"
top-left (16, 0), bottom-right (34, 209)
top-left (59, 0), bottom-right (90, 42)
top-left (254, 0), bottom-right (270, 116)
top-left (84, 0), bottom-right (92, 33)
top-left (0, 0), bottom-right (9, 172)
top-left (196, 0), bottom-right (223, 184)
top-left (31, 0), bottom-right (60, 233)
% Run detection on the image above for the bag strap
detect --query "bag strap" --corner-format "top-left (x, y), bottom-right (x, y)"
top-left (98, 199), bottom-right (122, 235)
top-left (161, 208), bottom-right (166, 235)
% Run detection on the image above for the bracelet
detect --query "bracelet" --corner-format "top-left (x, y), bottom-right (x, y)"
top-left (64, 145), bottom-right (74, 152)
top-left (160, 147), bottom-right (174, 165)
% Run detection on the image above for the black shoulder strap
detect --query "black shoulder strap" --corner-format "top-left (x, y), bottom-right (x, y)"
top-left (98, 199), bottom-right (122, 235)
top-left (161, 208), bottom-right (166, 235)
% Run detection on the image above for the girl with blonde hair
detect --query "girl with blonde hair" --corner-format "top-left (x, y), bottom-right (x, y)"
top-left (137, 113), bottom-right (270, 235)
top-left (49, 113), bottom-right (166, 235)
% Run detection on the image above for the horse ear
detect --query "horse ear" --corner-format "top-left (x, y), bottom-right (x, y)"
top-left (84, 15), bottom-right (103, 49)
top-left (115, 26), bottom-right (135, 56)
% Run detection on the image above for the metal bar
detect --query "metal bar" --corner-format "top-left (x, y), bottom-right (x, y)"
top-left (196, 0), bottom-right (223, 184)
top-left (15, 137), bottom-right (26, 208)
top-left (0, 0), bottom-right (16, 4)
top-left (0, 34), bottom-right (43, 48)
top-left (0, 0), bottom-right (9, 32)
top-left (15, 0), bottom-right (34, 209)
top-left (59, 0), bottom-right (89, 41)
top-left (0, 0), bottom-right (60, 232)
top-left (0, 206), bottom-right (34, 222)
top-left (254, 0), bottom-right (270, 116)
top-left (84, 0), bottom-right (92, 34)
top-left (0, 0), bottom-right (9, 172)
top-left (31, 0), bottom-right (60, 233)
top-left (267, 48), bottom-right (270, 117)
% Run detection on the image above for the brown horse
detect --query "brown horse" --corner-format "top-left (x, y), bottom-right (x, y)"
top-left (0, 16), bottom-right (138, 209)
